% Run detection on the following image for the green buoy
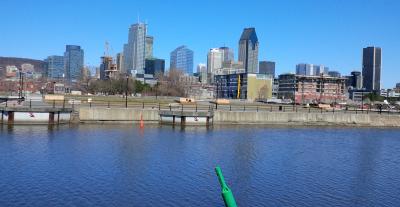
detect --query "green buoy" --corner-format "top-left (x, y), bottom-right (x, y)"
top-left (215, 166), bottom-right (238, 207)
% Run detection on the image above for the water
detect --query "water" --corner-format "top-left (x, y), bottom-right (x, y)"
top-left (1, 124), bottom-right (400, 207)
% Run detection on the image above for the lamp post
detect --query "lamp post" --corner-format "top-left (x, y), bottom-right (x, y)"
top-left (361, 88), bottom-right (365, 113)
top-left (125, 74), bottom-right (129, 108)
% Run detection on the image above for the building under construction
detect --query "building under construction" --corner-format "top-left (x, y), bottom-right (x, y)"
top-left (100, 56), bottom-right (118, 80)
top-left (214, 72), bottom-right (273, 101)
top-left (278, 73), bottom-right (347, 104)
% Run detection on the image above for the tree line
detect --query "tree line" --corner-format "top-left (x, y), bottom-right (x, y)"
top-left (84, 69), bottom-right (188, 97)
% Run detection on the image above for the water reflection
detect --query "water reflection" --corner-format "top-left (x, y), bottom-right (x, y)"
top-left (353, 131), bottom-right (383, 206)
top-left (0, 125), bottom-right (399, 206)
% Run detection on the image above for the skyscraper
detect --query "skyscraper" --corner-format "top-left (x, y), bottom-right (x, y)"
top-left (362, 46), bottom-right (382, 91)
top-left (64, 45), bottom-right (84, 83)
top-left (238, 28), bottom-right (259, 74)
top-left (296, 63), bottom-right (315, 76)
top-left (116, 52), bottom-right (124, 72)
top-left (315, 65), bottom-right (329, 75)
top-left (350, 71), bottom-right (363, 89)
top-left (259, 61), bottom-right (275, 77)
top-left (145, 58), bottom-right (165, 75)
top-left (207, 48), bottom-right (223, 74)
top-left (45, 55), bottom-right (64, 79)
top-left (123, 22), bottom-right (147, 75)
top-left (170, 45), bottom-right (194, 75)
top-left (207, 48), bottom-right (223, 83)
top-left (197, 63), bottom-right (207, 83)
top-left (145, 36), bottom-right (154, 59)
top-left (219, 47), bottom-right (234, 63)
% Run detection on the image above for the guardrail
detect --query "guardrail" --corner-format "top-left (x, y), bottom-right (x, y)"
top-left (2, 99), bottom-right (400, 115)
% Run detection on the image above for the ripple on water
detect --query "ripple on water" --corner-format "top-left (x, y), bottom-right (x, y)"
top-left (0, 125), bottom-right (400, 206)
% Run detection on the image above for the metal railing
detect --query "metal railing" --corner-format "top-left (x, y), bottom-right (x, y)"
top-left (2, 99), bottom-right (399, 115)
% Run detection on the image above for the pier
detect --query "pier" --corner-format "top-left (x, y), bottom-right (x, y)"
top-left (1, 107), bottom-right (73, 125)
top-left (159, 110), bottom-right (213, 126)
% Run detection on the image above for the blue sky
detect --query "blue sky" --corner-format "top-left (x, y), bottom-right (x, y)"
top-left (1, 0), bottom-right (399, 88)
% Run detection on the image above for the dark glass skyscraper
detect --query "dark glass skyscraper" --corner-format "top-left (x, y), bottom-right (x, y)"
top-left (362, 47), bottom-right (381, 91)
top-left (259, 61), bottom-right (275, 77)
top-left (64, 45), bottom-right (84, 83)
top-left (349, 71), bottom-right (363, 89)
top-left (238, 28), bottom-right (259, 74)
top-left (145, 58), bottom-right (165, 75)
top-left (170, 46), bottom-right (194, 75)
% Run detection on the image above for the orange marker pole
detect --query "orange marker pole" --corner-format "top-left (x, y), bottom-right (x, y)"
top-left (140, 113), bottom-right (144, 128)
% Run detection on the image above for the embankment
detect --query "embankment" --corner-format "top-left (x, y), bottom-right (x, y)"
top-left (79, 107), bottom-right (400, 127)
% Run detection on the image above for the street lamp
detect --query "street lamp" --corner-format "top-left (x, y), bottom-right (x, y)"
top-left (125, 74), bottom-right (129, 108)
top-left (361, 88), bottom-right (365, 113)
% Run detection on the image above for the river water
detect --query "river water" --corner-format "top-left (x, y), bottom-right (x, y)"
top-left (0, 124), bottom-right (400, 207)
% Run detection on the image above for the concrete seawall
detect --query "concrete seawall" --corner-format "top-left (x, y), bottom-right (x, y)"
top-left (213, 111), bottom-right (400, 127)
top-left (79, 107), bottom-right (400, 127)
top-left (79, 107), bottom-right (159, 123)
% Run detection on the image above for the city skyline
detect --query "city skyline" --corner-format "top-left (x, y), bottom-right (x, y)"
top-left (1, 0), bottom-right (400, 87)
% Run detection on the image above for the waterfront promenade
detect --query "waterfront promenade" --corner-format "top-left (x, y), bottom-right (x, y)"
top-left (77, 101), bottom-right (400, 127)
top-left (2, 97), bottom-right (400, 126)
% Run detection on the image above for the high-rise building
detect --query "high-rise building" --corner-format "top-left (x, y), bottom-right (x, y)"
top-left (197, 63), bottom-right (207, 83)
top-left (349, 71), bottom-right (363, 89)
top-left (116, 52), bottom-right (124, 72)
top-left (170, 45), bottom-right (194, 75)
top-left (296, 63), bottom-right (329, 76)
top-left (396, 83), bottom-right (400, 89)
top-left (219, 47), bottom-right (234, 63)
top-left (296, 63), bottom-right (315, 76)
top-left (145, 36), bottom-right (154, 59)
top-left (45, 55), bottom-right (64, 79)
top-left (259, 61), bottom-right (275, 77)
top-left (123, 22), bottom-right (147, 75)
top-left (315, 65), bottom-right (329, 76)
top-left (64, 45), bottom-right (84, 83)
top-left (362, 46), bottom-right (382, 91)
top-left (238, 28), bottom-right (259, 74)
top-left (145, 58), bottom-right (165, 75)
top-left (207, 48), bottom-right (223, 74)
top-left (328, 71), bottom-right (341, 78)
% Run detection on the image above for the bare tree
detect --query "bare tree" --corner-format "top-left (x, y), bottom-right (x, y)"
top-left (258, 84), bottom-right (269, 100)
top-left (156, 69), bottom-right (185, 97)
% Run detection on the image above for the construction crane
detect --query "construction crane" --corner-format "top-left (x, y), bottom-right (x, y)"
top-left (104, 41), bottom-right (110, 57)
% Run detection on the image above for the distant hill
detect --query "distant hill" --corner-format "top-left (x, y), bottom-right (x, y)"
top-left (0, 57), bottom-right (47, 78)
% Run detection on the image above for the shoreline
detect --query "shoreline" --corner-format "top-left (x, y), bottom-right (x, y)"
top-left (78, 108), bottom-right (400, 128)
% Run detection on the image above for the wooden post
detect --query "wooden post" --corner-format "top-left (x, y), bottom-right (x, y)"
top-left (8, 111), bottom-right (14, 125)
top-left (49, 112), bottom-right (55, 125)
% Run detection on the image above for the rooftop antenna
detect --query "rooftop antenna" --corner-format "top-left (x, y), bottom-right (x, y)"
top-left (137, 13), bottom-right (140, 23)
